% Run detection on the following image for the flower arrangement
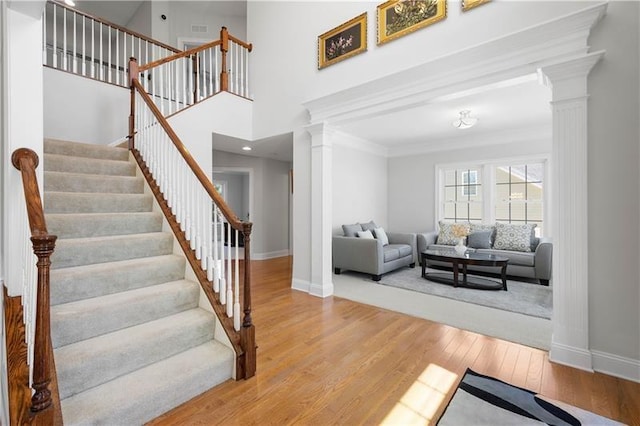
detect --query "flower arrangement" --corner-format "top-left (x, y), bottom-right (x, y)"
top-left (451, 223), bottom-right (470, 239)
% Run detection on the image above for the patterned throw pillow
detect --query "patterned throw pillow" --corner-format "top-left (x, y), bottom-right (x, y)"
top-left (437, 221), bottom-right (469, 246)
top-left (493, 223), bottom-right (537, 252)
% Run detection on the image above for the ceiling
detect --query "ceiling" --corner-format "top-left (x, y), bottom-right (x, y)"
top-left (74, 1), bottom-right (144, 27)
top-left (213, 133), bottom-right (294, 163)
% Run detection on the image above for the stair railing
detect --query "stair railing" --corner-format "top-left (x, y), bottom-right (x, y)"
top-left (10, 148), bottom-right (58, 422)
top-left (43, 0), bottom-right (180, 87)
top-left (137, 27), bottom-right (252, 117)
top-left (128, 64), bottom-right (256, 379)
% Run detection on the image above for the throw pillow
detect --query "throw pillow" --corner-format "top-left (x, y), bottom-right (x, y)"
top-left (356, 230), bottom-right (374, 239)
top-left (360, 220), bottom-right (378, 232)
top-left (467, 231), bottom-right (492, 249)
top-left (493, 223), bottom-right (537, 252)
top-left (470, 223), bottom-right (497, 245)
top-left (437, 221), bottom-right (469, 246)
top-left (373, 227), bottom-right (389, 246)
top-left (342, 223), bottom-right (362, 237)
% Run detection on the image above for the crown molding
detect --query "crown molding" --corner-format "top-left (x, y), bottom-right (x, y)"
top-left (303, 2), bottom-right (608, 126)
top-left (331, 129), bottom-right (388, 158)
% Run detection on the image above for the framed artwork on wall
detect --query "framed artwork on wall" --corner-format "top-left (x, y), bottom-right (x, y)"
top-left (318, 12), bottom-right (367, 69)
top-left (462, 0), bottom-right (490, 12)
top-left (377, 0), bottom-right (447, 45)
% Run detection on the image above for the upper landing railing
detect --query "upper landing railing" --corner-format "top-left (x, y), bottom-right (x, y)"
top-left (42, 0), bottom-right (253, 110)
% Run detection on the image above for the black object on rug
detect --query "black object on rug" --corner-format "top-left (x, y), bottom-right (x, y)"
top-left (437, 369), bottom-right (621, 425)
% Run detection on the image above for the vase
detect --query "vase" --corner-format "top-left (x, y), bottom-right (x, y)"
top-left (454, 238), bottom-right (467, 256)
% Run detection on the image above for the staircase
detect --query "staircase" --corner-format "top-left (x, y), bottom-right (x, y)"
top-left (44, 139), bottom-right (234, 424)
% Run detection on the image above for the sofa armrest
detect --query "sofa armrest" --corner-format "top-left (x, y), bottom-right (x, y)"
top-left (417, 231), bottom-right (438, 260)
top-left (534, 237), bottom-right (553, 280)
top-left (332, 235), bottom-right (384, 275)
top-left (387, 232), bottom-right (417, 262)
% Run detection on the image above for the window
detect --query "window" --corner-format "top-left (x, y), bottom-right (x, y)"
top-left (442, 168), bottom-right (482, 223)
top-left (438, 160), bottom-right (546, 235)
top-left (495, 164), bottom-right (544, 235)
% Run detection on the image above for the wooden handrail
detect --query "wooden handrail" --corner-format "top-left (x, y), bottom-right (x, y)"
top-left (130, 76), bottom-right (243, 230)
top-left (11, 148), bottom-right (58, 419)
top-left (139, 40), bottom-right (222, 73)
top-left (48, 0), bottom-right (180, 54)
top-left (228, 34), bottom-right (253, 52)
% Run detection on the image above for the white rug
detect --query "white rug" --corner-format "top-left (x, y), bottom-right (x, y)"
top-left (379, 267), bottom-right (552, 319)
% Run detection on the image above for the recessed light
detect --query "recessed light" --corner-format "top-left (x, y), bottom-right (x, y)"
top-left (242, 146), bottom-right (252, 151)
top-left (64, 0), bottom-right (76, 6)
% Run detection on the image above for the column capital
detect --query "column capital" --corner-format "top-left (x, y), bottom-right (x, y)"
top-left (305, 122), bottom-right (335, 147)
top-left (538, 51), bottom-right (605, 101)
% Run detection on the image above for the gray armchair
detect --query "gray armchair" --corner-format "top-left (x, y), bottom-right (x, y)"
top-left (333, 232), bottom-right (416, 281)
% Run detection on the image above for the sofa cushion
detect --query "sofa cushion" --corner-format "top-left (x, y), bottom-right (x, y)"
top-left (356, 230), bottom-right (374, 239)
top-left (437, 221), bottom-right (469, 246)
top-left (383, 246), bottom-right (400, 262)
top-left (467, 231), bottom-right (492, 249)
top-left (342, 223), bottom-right (362, 237)
top-left (389, 244), bottom-right (412, 258)
top-left (427, 244), bottom-right (477, 254)
top-left (360, 220), bottom-right (378, 232)
top-left (476, 249), bottom-right (535, 267)
top-left (373, 227), bottom-right (389, 246)
top-left (470, 223), bottom-right (496, 245)
top-left (493, 223), bottom-right (536, 252)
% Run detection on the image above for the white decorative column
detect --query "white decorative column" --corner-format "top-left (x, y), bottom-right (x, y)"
top-left (306, 123), bottom-right (334, 297)
top-left (540, 51), bottom-right (604, 371)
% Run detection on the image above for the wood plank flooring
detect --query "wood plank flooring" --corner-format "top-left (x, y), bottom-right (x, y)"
top-left (149, 256), bottom-right (640, 425)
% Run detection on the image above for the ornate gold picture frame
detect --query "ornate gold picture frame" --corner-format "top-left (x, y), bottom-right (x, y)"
top-left (462, 0), bottom-right (490, 12)
top-left (318, 13), bottom-right (367, 70)
top-left (377, 0), bottom-right (447, 45)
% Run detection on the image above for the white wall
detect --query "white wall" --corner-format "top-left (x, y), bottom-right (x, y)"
top-left (126, 1), bottom-right (152, 38)
top-left (332, 137), bottom-right (388, 234)
top-left (44, 68), bottom-right (129, 145)
top-left (388, 138), bottom-right (551, 233)
top-left (586, 1), bottom-right (640, 364)
top-left (214, 172), bottom-right (247, 219)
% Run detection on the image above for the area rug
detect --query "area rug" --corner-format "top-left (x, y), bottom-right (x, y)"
top-left (437, 369), bottom-right (622, 425)
top-left (377, 267), bottom-right (552, 319)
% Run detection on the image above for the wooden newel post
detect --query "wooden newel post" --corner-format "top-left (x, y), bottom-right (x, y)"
top-left (241, 222), bottom-right (256, 378)
top-left (128, 57), bottom-right (138, 150)
top-left (220, 27), bottom-right (229, 92)
top-left (30, 234), bottom-right (57, 414)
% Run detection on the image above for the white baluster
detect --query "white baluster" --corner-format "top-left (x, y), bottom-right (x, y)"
top-left (115, 29), bottom-right (119, 85)
top-left (207, 200), bottom-right (214, 281)
top-left (226, 225), bottom-right (233, 317)
top-left (90, 20), bottom-right (94, 78)
top-left (234, 229), bottom-right (241, 331)
top-left (53, 5), bottom-right (57, 68)
top-left (63, 8), bottom-right (67, 70)
top-left (219, 219), bottom-right (226, 305)
top-left (42, 4), bottom-right (47, 65)
top-left (72, 12), bottom-right (76, 73)
top-left (215, 49), bottom-right (220, 93)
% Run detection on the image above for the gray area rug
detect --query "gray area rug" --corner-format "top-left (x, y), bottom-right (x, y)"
top-left (377, 267), bottom-right (552, 319)
top-left (438, 369), bottom-right (621, 425)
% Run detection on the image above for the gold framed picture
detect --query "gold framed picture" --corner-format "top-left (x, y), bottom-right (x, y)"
top-left (462, 0), bottom-right (490, 12)
top-left (377, 0), bottom-right (447, 45)
top-left (318, 13), bottom-right (367, 70)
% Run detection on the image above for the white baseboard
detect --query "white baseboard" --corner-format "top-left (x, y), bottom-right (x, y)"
top-left (253, 249), bottom-right (290, 260)
top-left (292, 278), bottom-right (310, 293)
top-left (592, 350), bottom-right (640, 383)
top-left (549, 342), bottom-right (594, 372)
top-left (309, 281), bottom-right (334, 298)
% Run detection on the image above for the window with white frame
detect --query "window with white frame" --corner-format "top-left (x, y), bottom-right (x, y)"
top-left (438, 160), bottom-right (546, 235)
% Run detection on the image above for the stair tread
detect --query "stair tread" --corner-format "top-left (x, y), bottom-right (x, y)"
top-left (50, 254), bottom-right (186, 305)
top-left (44, 171), bottom-right (144, 194)
top-left (44, 153), bottom-right (136, 176)
top-left (51, 280), bottom-right (200, 348)
top-left (55, 308), bottom-right (216, 400)
top-left (60, 341), bottom-right (233, 425)
top-left (44, 192), bottom-right (153, 213)
top-left (47, 211), bottom-right (163, 239)
top-left (44, 138), bottom-right (129, 161)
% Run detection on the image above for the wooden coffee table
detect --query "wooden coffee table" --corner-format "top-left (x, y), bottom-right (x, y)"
top-left (421, 249), bottom-right (509, 291)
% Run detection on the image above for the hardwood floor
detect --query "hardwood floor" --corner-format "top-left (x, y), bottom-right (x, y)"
top-left (149, 256), bottom-right (640, 425)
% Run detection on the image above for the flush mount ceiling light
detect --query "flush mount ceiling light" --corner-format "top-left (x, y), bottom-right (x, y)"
top-left (242, 146), bottom-right (252, 151)
top-left (64, 0), bottom-right (76, 6)
top-left (452, 110), bottom-right (478, 129)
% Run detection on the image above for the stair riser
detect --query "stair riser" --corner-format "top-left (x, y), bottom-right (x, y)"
top-left (48, 213), bottom-right (162, 239)
top-left (56, 311), bottom-right (215, 399)
top-left (51, 233), bottom-right (173, 269)
top-left (50, 256), bottom-right (186, 305)
top-left (44, 154), bottom-right (136, 177)
top-left (45, 172), bottom-right (144, 194)
top-left (44, 192), bottom-right (153, 213)
top-left (51, 281), bottom-right (200, 348)
top-left (44, 139), bottom-right (129, 161)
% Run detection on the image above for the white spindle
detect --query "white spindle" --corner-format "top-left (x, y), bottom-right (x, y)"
top-left (115, 30), bottom-right (119, 85)
top-left (82, 16), bottom-right (86, 76)
top-left (72, 12), bottom-right (77, 73)
top-left (234, 230), bottom-right (240, 330)
top-left (220, 219), bottom-right (226, 305)
top-left (91, 20), bottom-right (94, 78)
top-left (215, 49), bottom-right (220, 93)
top-left (213, 208), bottom-right (220, 292)
top-left (226, 225), bottom-right (233, 317)
top-left (63, 8), bottom-right (67, 70)
top-left (52, 5), bottom-right (57, 68)
top-left (43, 5), bottom-right (47, 65)
top-left (107, 25), bottom-right (112, 82)
top-left (99, 22), bottom-right (103, 80)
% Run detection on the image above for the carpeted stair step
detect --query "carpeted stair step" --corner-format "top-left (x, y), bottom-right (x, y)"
top-left (51, 232), bottom-right (173, 269)
top-left (45, 191), bottom-right (153, 213)
top-left (50, 255), bottom-right (186, 306)
top-left (44, 171), bottom-right (144, 194)
top-left (43, 153), bottom-right (136, 176)
top-left (47, 212), bottom-right (163, 239)
top-left (51, 280), bottom-right (200, 348)
top-left (55, 308), bottom-right (216, 400)
top-left (60, 341), bottom-right (234, 425)
top-left (44, 138), bottom-right (129, 161)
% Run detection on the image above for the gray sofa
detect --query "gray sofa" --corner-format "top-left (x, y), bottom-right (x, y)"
top-left (417, 231), bottom-right (552, 285)
top-left (333, 223), bottom-right (416, 281)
